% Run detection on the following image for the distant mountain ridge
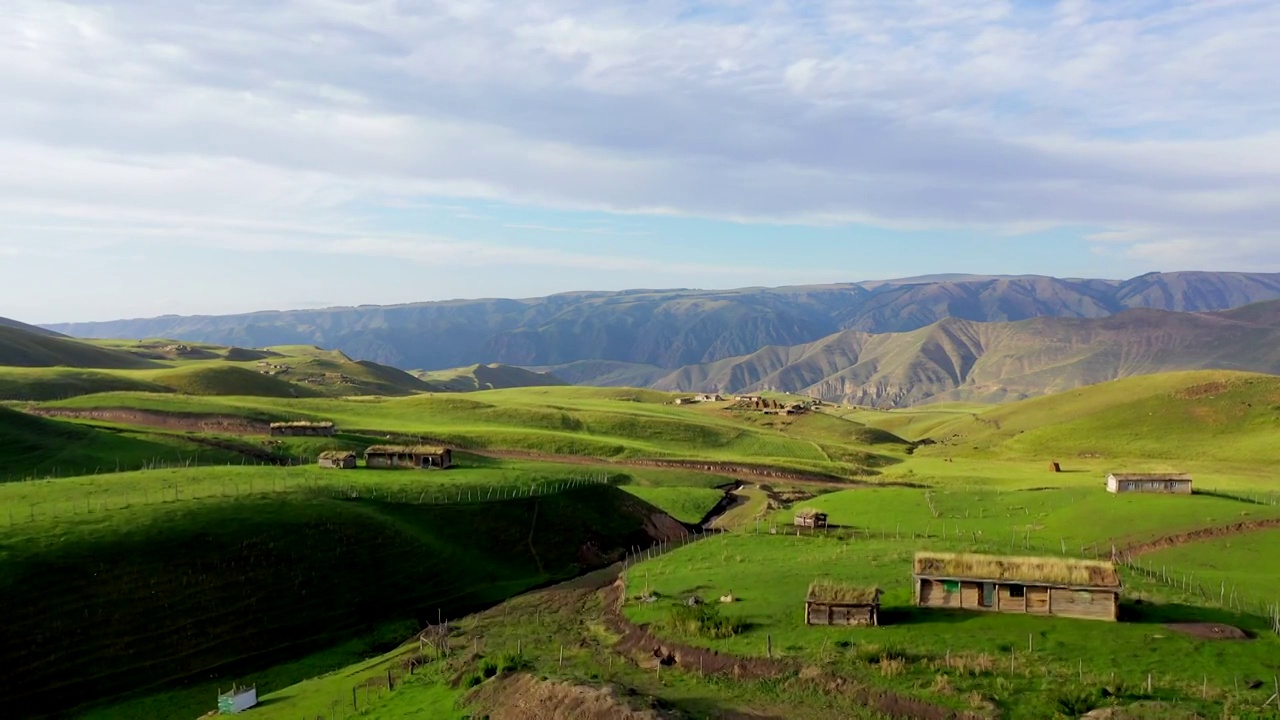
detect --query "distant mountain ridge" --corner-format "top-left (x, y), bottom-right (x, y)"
top-left (42, 271), bottom-right (1280, 373)
top-left (647, 302), bottom-right (1280, 407)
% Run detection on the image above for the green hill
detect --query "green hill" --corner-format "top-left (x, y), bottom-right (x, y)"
top-left (913, 370), bottom-right (1280, 462)
top-left (0, 316), bottom-right (66, 337)
top-left (149, 365), bottom-right (320, 397)
top-left (414, 363), bottom-right (567, 391)
top-left (0, 325), bottom-right (160, 370)
top-left (0, 406), bottom-right (237, 481)
top-left (652, 303), bottom-right (1280, 407)
top-left (0, 485), bottom-right (679, 718)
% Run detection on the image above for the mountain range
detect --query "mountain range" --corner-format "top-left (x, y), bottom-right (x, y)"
top-left (44, 272), bottom-right (1280, 374)
top-left (648, 302), bottom-right (1280, 406)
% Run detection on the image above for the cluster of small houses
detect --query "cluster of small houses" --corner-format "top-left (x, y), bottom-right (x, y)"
top-left (798, 471), bottom-right (1194, 627)
top-left (268, 422), bottom-right (454, 471)
top-left (672, 393), bottom-right (821, 415)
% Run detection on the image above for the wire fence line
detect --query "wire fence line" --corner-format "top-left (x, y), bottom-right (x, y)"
top-left (1, 472), bottom-right (615, 529)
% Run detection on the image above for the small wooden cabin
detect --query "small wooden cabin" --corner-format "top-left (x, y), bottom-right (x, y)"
top-left (793, 508), bottom-right (829, 529)
top-left (1106, 473), bottom-right (1192, 494)
top-left (696, 393), bottom-right (725, 402)
top-left (805, 580), bottom-right (881, 626)
top-left (913, 552), bottom-right (1121, 622)
top-left (269, 421), bottom-right (335, 437)
top-left (317, 451), bottom-right (357, 469)
top-left (364, 445), bottom-right (453, 470)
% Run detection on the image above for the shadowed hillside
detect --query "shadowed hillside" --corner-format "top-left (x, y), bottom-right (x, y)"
top-left (0, 326), bottom-right (161, 370)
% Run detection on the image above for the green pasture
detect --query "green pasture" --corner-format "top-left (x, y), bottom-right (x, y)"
top-left (772, 485), bottom-right (1280, 551)
top-left (1139, 528), bottom-right (1280, 605)
top-left (622, 533), bottom-right (1280, 719)
top-left (35, 387), bottom-right (907, 476)
top-left (620, 486), bottom-right (725, 524)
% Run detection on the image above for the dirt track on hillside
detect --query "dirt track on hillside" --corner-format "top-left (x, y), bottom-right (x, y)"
top-left (600, 580), bottom-right (987, 720)
top-left (1117, 517), bottom-right (1280, 559)
top-left (28, 407), bottom-right (267, 434)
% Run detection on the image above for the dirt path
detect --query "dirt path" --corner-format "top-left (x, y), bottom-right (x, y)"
top-left (1117, 517), bottom-right (1280, 560)
top-left (601, 580), bottom-right (986, 720)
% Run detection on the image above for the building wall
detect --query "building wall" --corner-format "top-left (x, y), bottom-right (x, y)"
top-left (1108, 476), bottom-right (1192, 494)
top-left (917, 578), bottom-right (1116, 621)
top-left (806, 602), bottom-right (876, 626)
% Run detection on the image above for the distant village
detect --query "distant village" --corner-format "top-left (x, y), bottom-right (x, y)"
top-left (672, 393), bottom-right (825, 416)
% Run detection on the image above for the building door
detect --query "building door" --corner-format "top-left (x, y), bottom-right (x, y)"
top-left (980, 583), bottom-right (995, 608)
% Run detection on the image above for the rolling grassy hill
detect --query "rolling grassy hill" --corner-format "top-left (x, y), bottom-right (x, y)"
top-left (33, 386), bottom-right (908, 477)
top-left (0, 316), bottom-right (66, 337)
top-left (0, 326), bottom-right (161, 370)
top-left (43, 272), bottom-right (1280, 372)
top-left (0, 406), bottom-right (240, 481)
top-left (0, 327), bottom-right (434, 400)
top-left (413, 363), bottom-right (566, 391)
top-left (0, 482), bottom-right (682, 719)
top-left (650, 303), bottom-right (1280, 407)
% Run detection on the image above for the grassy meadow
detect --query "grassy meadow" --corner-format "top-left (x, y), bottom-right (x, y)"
top-left (0, 364), bottom-right (1277, 718)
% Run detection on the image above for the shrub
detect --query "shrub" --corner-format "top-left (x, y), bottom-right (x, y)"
top-left (479, 659), bottom-right (499, 679)
top-left (664, 603), bottom-right (744, 639)
top-left (1054, 690), bottom-right (1100, 717)
top-left (464, 673), bottom-right (483, 688)
top-left (497, 652), bottom-right (529, 673)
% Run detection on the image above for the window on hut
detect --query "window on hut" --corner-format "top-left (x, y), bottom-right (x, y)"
top-left (943, 581), bottom-right (961, 593)
top-left (1008, 584), bottom-right (1025, 598)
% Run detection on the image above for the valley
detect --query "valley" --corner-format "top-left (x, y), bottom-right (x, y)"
top-left (2, 307), bottom-right (1279, 719)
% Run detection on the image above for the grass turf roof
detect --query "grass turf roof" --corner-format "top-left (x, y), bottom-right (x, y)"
top-left (806, 579), bottom-right (881, 605)
top-left (795, 507), bottom-right (826, 518)
top-left (364, 445), bottom-right (450, 455)
top-left (270, 421), bottom-right (335, 428)
top-left (317, 450), bottom-right (356, 460)
top-left (1108, 473), bottom-right (1192, 481)
top-left (913, 552), bottom-right (1121, 589)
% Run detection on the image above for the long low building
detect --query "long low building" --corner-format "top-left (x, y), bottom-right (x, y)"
top-left (913, 552), bottom-right (1121, 622)
top-left (1106, 472), bottom-right (1192, 494)
top-left (364, 445), bottom-right (453, 470)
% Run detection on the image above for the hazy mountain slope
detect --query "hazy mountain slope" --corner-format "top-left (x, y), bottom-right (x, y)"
top-left (0, 326), bottom-right (162, 370)
top-left (44, 272), bottom-right (1280, 372)
top-left (651, 302), bottom-right (1280, 407)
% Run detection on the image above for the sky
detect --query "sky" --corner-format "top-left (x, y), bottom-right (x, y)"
top-left (3, 0), bottom-right (1280, 323)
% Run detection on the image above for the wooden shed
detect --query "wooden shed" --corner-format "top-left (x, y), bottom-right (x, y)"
top-left (696, 393), bottom-right (725, 402)
top-left (913, 552), bottom-right (1121, 622)
top-left (805, 580), bottom-right (881, 626)
top-left (269, 421), bottom-right (335, 437)
top-left (364, 445), bottom-right (453, 470)
top-left (1106, 473), bottom-right (1192, 494)
top-left (793, 508), bottom-right (829, 529)
top-left (317, 451), bottom-right (357, 469)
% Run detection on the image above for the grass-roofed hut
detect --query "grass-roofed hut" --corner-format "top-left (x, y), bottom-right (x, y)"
top-left (913, 552), bottom-right (1121, 622)
top-left (793, 508), bottom-right (829, 529)
top-left (269, 421), bottom-right (335, 437)
top-left (805, 580), bottom-right (881, 626)
top-left (364, 445), bottom-right (453, 470)
top-left (317, 451), bottom-right (356, 469)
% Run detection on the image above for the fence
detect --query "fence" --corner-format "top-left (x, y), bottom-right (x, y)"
top-left (1, 472), bottom-right (614, 529)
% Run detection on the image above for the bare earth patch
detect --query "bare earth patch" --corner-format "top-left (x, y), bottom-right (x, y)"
top-left (468, 673), bottom-right (677, 720)
top-left (1163, 622), bottom-right (1251, 640)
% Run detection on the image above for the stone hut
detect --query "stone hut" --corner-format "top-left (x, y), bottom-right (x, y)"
top-left (364, 445), bottom-right (453, 470)
top-left (317, 451), bottom-right (357, 469)
top-left (696, 393), bottom-right (725, 402)
top-left (793, 508), bottom-right (829, 529)
top-left (913, 552), bottom-right (1121, 622)
top-left (805, 580), bottom-right (881, 626)
top-left (1106, 473), bottom-right (1192, 494)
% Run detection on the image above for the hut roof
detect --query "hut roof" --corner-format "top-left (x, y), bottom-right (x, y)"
top-left (364, 445), bottom-right (449, 455)
top-left (270, 421), bottom-right (334, 429)
top-left (318, 451), bottom-right (356, 461)
top-left (794, 507), bottom-right (826, 518)
top-left (806, 580), bottom-right (881, 605)
top-left (913, 552), bottom-right (1121, 589)
top-left (1108, 472), bottom-right (1192, 481)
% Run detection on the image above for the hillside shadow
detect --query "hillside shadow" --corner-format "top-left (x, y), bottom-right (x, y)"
top-left (1121, 600), bottom-right (1269, 632)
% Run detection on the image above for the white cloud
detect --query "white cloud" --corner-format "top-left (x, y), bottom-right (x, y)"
top-left (2, 0), bottom-right (1279, 285)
